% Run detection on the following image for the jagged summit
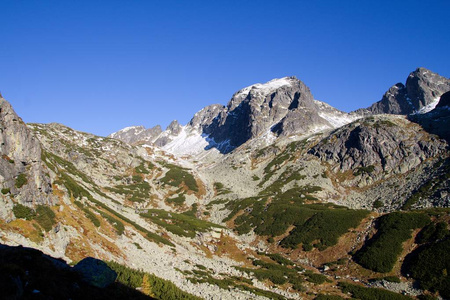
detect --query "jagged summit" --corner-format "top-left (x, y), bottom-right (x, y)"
top-left (359, 67), bottom-right (450, 115)
top-left (231, 77), bottom-right (298, 102)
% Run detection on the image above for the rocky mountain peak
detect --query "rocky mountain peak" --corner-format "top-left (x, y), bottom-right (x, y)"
top-left (227, 76), bottom-right (304, 111)
top-left (361, 67), bottom-right (450, 115)
top-left (406, 67), bottom-right (450, 111)
top-left (200, 76), bottom-right (326, 152)
top-left (166, 120), bottom-right (182, 135)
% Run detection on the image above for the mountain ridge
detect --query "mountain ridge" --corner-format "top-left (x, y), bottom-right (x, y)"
top-left (111, 67), bottom-right (450, 157)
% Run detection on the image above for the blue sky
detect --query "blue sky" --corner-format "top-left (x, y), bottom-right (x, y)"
top-left (1, 0), bottom-right (449, 136)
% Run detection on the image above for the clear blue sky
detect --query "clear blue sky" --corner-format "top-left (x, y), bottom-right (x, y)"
top-left (1, 0), bottom-right (449, 136)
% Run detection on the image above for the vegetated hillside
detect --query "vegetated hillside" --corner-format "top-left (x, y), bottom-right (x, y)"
top-left (0, 68), bottom-right (449, 300)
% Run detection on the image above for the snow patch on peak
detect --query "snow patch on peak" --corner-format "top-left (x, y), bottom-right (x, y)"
top-left (236, 77), bottom-right (295, 99)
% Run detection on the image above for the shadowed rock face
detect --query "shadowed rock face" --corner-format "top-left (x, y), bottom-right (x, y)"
top-left (0, 97), bottom-right (53, 215)
top-left (436, 91), bottom-right (450, 108)
top-left (359, 68), bottom-right (450, 115)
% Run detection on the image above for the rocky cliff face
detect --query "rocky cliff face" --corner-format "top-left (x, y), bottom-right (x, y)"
top-left (0, 97), bottom-right (53, 219)
top-left (360, 68), bottom-right (450, 115)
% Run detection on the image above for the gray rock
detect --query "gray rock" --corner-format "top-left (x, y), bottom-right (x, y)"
top-left (73, 257), bottom-right (117, 288)
top-left (188, 104), bottom-right (224, 131)
top-left (202, 77), bottom-right (331, 152)
top-left (109, 125), bottom-right (162, 144)
top-left (309, 115), bottom-right (447, 178)
top-left (359, 67), bottom-right (450, 115)
top-left (0, 96), bottom-right (53, 209)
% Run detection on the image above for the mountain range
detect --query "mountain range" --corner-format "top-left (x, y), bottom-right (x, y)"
top-left (0, 67), bottom-right (449, 299)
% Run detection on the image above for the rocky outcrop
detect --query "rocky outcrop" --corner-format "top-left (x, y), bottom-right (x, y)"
top-left (0, 96), bottom-right (53, 216)
top-left (109, 125), bottom-right (162, 144)
top-left (360, 68), bottom-right (450, 115)
top-left (309, 115), bottom-right (448, 177)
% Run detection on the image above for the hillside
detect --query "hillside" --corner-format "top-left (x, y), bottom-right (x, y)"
top-left (0, 68), bottom-right (449, 299)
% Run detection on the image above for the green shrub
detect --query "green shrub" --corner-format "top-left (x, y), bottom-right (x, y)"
top-left (315, 295), bottom-right (345, 300)
top-left (339, 282), bottom-right (413, 300)
top-left (99, 211), bottom-right (125, 235)
top-left (160, 163), bottom-right (198, 192)
top-left (13, 204), bottom-right (35, 220)
top-left (383, 276), bottom-right (401, 283)
top-left (354, 212), bottom-right (430, 273)
top-left (167, 195), bottom-right (186, 206)
top-left (305, 271), bottom-right (327, 284)
top-left (265, 253), bottom-right (294, 266)
top-left (1, 188), bottom-right (10, 194)
top-left (416, 222), bottom-right (449, 244)
top-left (107, 179), bottom-right (151, 203)
top-left (140, 209), bottom-right (221, 238)
top-left (55, 173), bottom-right (92, 200)
top-left (303, 243), bottom-right (313, 251)
top-left (74, 201), bottom-right (100, 227)
top-left (135, 162), bottom-right (151, 174)
top-left (280, 208), bottom-right (368, 249)
top-left (15, 174), bottom-right (28, 188)
top-left (353, 165), bottom-right (375, 176)
top-left (35, 205), bottom-right (56, 232)
top-left (373, 200), bottom-right (383, 209)
top-left (225, 189), bottom-right (368, 251)
top-left (408, 238), bottom-right (450, 298)
top-left (84, 208), bottom-right (100, 227)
